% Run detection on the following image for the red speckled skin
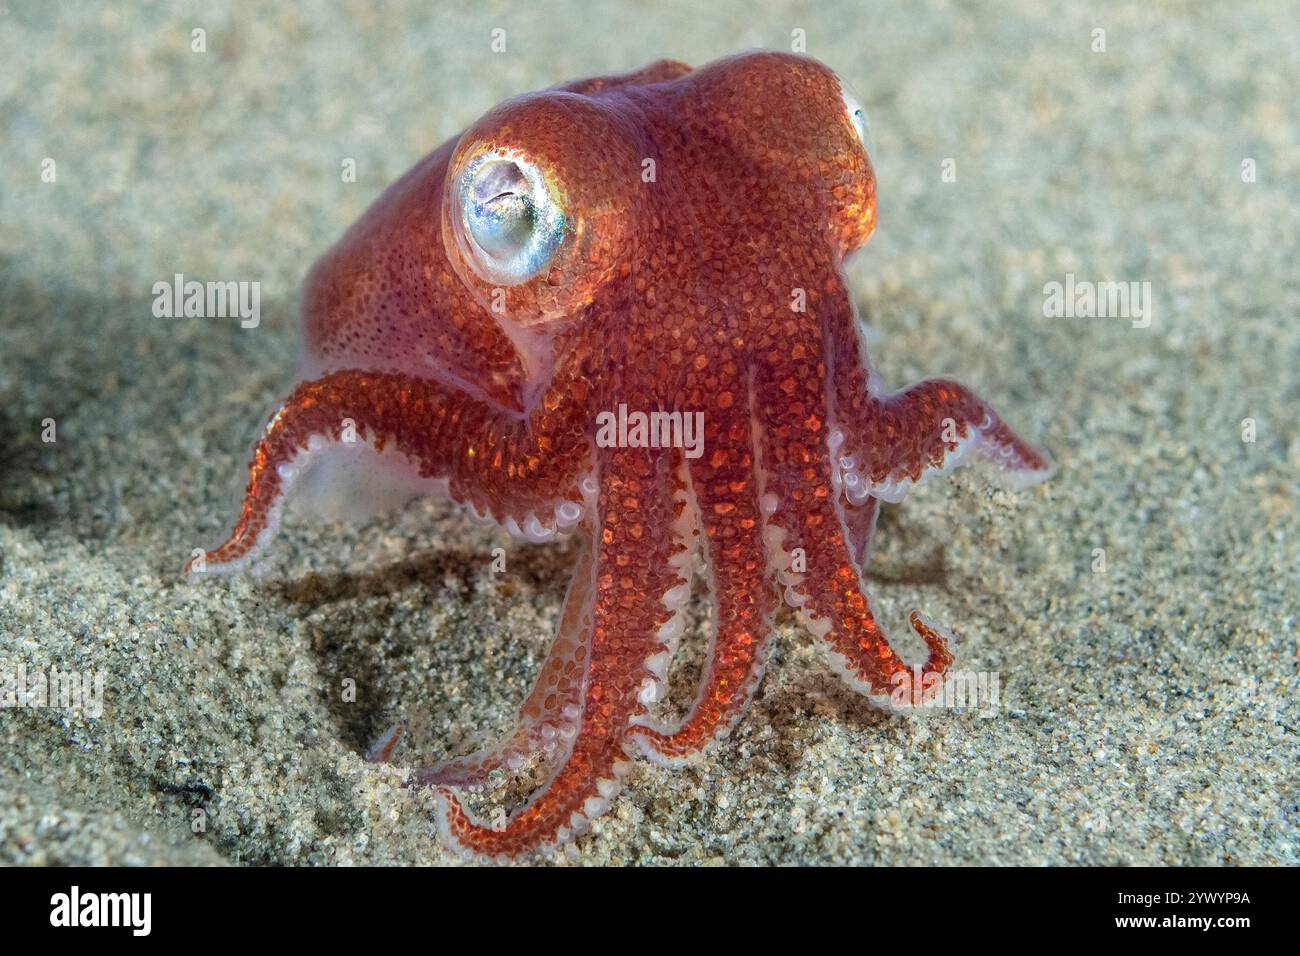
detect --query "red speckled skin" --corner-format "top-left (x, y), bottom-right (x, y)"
top-left (186, 52), bottom-right (1051, 860)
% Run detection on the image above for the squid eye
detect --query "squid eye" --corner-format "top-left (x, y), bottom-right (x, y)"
top-left (455, 152), bottom-right (566, 285)
top-left (840, 85), bottom-right (875, 158)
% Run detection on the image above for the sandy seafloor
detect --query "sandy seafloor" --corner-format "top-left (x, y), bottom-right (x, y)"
top-left (1, 0), bottom-right (1296, 866)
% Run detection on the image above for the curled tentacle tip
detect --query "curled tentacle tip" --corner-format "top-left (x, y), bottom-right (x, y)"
top-left (908, 609), bottom-right (956, 673)
top-left (182, 554), bottom-right (214, 582)
top-left (183, 549), bottom-right (238, 582)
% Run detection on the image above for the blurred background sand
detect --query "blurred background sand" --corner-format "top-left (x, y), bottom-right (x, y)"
top-left (1, 0), bottom-right (1296, 864)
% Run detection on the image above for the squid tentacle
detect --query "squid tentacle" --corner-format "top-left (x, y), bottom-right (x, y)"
top-left (432, 447), bottom-right (688, 859)
top-left (822, 288), bottom-right (1051, 508)
top-left (752, 335), bottom-right (953, 706)
top-left (184, 368), bottom-right (588, 577)
top-left (628, 383), bottom-right (780, 765)
top-left (832, 378), bottom-right (1053, 507)
top-left (407, 541), bottom-right (597, 789)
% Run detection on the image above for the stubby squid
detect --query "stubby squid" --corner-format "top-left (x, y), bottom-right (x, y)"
top-left (185, 52), bottom-right (1051, 859)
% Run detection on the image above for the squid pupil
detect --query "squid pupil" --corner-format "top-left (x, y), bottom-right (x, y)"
top-left (470, 165), bottom-right (535, 259)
